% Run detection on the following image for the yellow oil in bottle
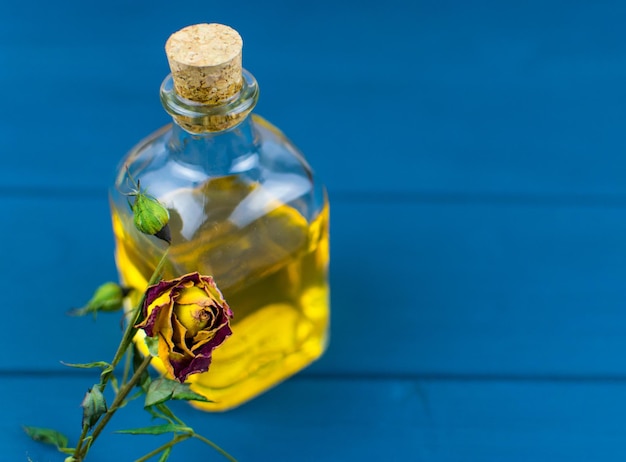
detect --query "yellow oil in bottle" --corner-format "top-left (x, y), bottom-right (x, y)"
top-left (111, 176), bottom-right (330, 411)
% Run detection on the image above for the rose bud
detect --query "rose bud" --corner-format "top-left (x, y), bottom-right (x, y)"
top-left (130, 189), bottom-right (171, 244)
top-left (69, 282), bottom-right (131, 316)
top-left (135, 273), bottom-right (233, 382)
top-left (125, 169), bottom-right (171, 244)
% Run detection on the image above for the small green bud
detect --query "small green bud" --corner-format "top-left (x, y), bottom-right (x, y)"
top-left (81, 386), bottom-right (107, 430)
top-left (131, 192), bottom-right (171, 244)
top-left (69, 282), bottom-right (130, 317)
top-left (125, 167), bottom-right (171, 244)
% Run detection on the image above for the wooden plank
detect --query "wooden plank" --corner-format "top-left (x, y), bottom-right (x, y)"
top-left (8, 375), bottom-right (626, 461)
top-left (324, 200), bottom-right (626, 377)
top-left (3, 195), bottom-right (122, 370)
top-left (5, 197), bottom-right (626, 376)
top-left (3, 1), bottom-right (626, 195)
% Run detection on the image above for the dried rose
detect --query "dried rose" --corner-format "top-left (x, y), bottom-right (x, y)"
top-left (135, 273), bottom-right (233, 382)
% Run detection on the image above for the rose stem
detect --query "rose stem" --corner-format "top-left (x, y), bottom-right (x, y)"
top-left (134, 434), bottom-right (192, 462)
top-left (120, 347), bottom-right (132, 387)
top-left (104, 248), bottom-right (170, 388)
top-left (74, 354), bottom-right (153, 460)
top-left (72, 423), bottom-right (90, 459)
top-left (193, 433), bottom-right (238, 462)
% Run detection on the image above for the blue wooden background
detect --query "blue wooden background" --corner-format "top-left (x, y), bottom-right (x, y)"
top-left (4, 0), bottom-right (626, 460)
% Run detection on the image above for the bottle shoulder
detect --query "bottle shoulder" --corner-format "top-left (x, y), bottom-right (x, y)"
top-left (117, 115), bottom-right (316, 187)
top-left (250, 115), bottom-right (315, 177)
top-left (111, 115), bottom-right (327, 235)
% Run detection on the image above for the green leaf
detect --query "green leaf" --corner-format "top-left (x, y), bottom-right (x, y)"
top-left (145, 378), bottom-right (210, 407)
top-left (158, 447), bottom-right (172, 462)
top-left (171, 385), bottom-right (211, 402)
top-left (116, 424), bottom-right (192, 435)
top-left (144, 379), bottom-right (173, 407)
top-left (81, 386), bottom-right (108, 430)
top-left (61, 361), bottom-right (111, 370)
top-left (23, 426), bottom-right (69, 449)
top-left (62, 361), bottom-right (115, 386)
top-left (144, 336), bottom-right (159, 357)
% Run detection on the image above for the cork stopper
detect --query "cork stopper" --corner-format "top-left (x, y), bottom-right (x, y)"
top-left (165, 23), bottom-right (243, 104)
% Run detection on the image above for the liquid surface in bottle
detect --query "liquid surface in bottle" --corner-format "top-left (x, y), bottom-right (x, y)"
top-left (111, 175), bottom-right (329, 411)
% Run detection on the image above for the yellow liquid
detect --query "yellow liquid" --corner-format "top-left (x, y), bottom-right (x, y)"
top-left (111, 176), bottom-right (330, 411)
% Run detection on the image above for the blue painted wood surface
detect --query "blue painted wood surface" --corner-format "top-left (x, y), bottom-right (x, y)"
top-left (4, 0), bottom-right (626, 460)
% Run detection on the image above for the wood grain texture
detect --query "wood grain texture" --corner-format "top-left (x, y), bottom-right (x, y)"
top-left (3, 0), bottom-right (626, 195)
top-left (4, 198), bottom-right (626, 377)
top-left (6, 375), bottom-right (626, 462)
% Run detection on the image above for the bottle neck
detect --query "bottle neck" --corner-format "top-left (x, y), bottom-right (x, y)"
top-left (161, 69), bottom-right (261, 177)
top-left (160, 68), bottom-right (259, 134)
top-left (168, 116), bottom-right (260, 177)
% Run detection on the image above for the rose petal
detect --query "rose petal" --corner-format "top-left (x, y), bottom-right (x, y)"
top-left (170, 315), bottom-right (194, 357)
top-left (144, 278), bottom-right (180, 309)
top-left (194, 323), bottom-right (232, 357)
top-left (172, 353), bottom-right (213, 383)
top-left (177, 286), bottom-right (210, 305)
top-left (172, 323), bottom-right (232, 382)
top-left (136, 291), bottom-right (173, 337)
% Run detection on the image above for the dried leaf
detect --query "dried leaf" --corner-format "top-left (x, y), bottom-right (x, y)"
top-left (23, 426), bottom-right (69, 449)
top-left (116, 424), bottom-right (191, 435)
top-left (145, 378), bottom-right (210, 408)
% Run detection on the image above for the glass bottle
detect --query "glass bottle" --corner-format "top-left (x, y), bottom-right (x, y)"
top-left (109, 24), bottom-right (330, 411)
